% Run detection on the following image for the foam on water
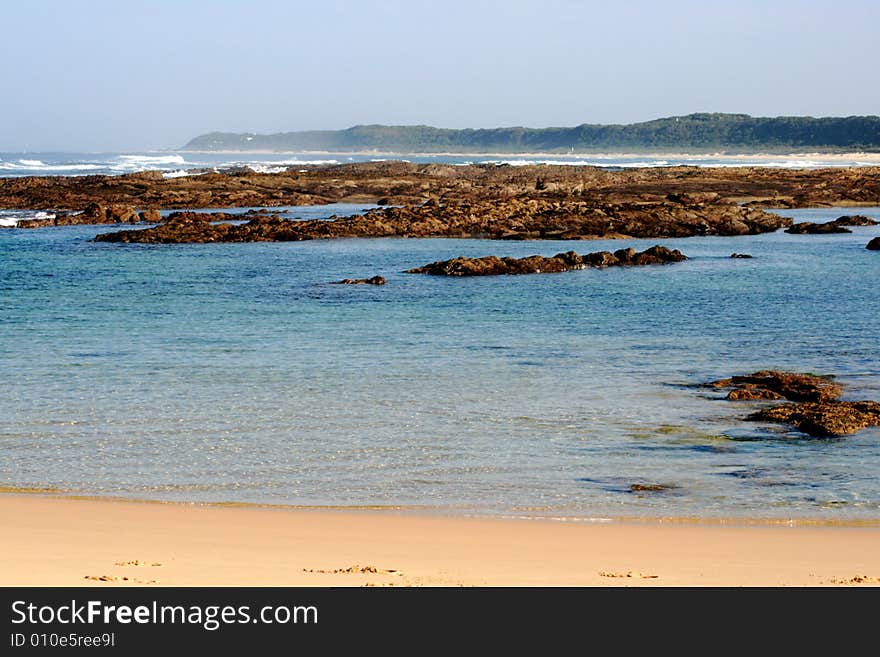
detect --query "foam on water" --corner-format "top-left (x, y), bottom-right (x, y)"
top-left (1, 151), bottom-right (877, 178)
top-left (117, 154), bottom-right (187, 166)
top-left (246, 165), bottom-right (289, 174)
top-left (161, 169), bottom-right (211, 179)
top-left (0, 159), bottom-right (105, 173)
top-left (0, 210), bottom-right (56, 227)
top-left (478, 158), bottom-right (674, 168)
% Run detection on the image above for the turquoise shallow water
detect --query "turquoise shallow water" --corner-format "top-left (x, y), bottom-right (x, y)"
top-left (1, 206), bottom-right (879, 518)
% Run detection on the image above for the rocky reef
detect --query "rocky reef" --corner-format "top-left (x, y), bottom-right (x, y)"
top-left (832, 214), bottom-right (879, 226)
top-left (3, 162), bottom-right (880, 212)
top-left (708, 371), bottom-right (843, 402)
top-left (751, 401), bottom-right (880, 438)
top-left (406, 245), bottom-right (687, 276)
top-left (708, 370), bottom-right (880, 437)
top-left (15, 203), bottom-right (160, 228)
top-left (785, 222), bottom-right (851, 234)
top-left (93, 197), bottom-right (789, 244)
top-left (784, 214), bottom-right (879, 235)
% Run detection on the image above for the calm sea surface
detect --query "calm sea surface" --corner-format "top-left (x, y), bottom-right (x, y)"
top-left (1, 206), bottom-right (879, 519)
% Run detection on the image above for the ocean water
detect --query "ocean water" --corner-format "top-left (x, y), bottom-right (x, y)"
top-left (0, 151), bottom-right (876, 179)
top-left (1, 206), bottom-right (879, 519)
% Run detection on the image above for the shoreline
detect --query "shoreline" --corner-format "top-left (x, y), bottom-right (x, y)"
top-left (176, 149), bottom-right (880, 161)
top-left (3, 493), bottom-right (880, 586)
top-left (3, 488), bottom-right (880, 528)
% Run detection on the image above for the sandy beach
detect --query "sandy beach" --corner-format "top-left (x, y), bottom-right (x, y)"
top-left (2, 494), bottom-right (879, 587)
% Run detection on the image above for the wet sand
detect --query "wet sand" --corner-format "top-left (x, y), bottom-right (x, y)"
top-left (3, 495), bottom-right (879, 587)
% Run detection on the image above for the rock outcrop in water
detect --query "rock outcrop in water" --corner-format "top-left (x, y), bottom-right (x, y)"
top-left (15, 203), bottom-right (155, 228)
top-left (406, 245), bottom-right (687, 276)
top-left (708, 371), bottom-right (843, 402)
top-left (867, 237), bottom-right (880, 250)
top-left (708, 370), bottom-right (880, 437)
top-left (333, 276), bottom-right (386, 285)
top-left (750, 401), bottom-right (880, 438)
top-left (782, 215), bottom-right (878, 235)
top-left (832, 215), bottom-right (878, 226)
top-left (785, 222), bottom-right (851, 234)
top-left (93, 198), bottom-right (790, 244)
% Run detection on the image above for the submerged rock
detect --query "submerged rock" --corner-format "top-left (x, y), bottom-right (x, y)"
top-left (708, 370), bottom-right (880, 437)
top-left (333, 276), bottom-right (386, 285)
top-left (406, 245), bottom-right (687, 276)
top-left (730, 252), bottom-right (753, 258)
top-left (629, 483), bottom-right (679, 493)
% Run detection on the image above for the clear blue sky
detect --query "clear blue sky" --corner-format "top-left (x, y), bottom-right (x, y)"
top-left (2, 0), bottom-right (877, 151)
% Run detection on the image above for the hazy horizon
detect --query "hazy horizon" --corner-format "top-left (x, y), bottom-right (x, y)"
top-left (2, 0), bottom-right (878, 151)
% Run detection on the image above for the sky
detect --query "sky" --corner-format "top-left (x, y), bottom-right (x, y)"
top-left (1, 0), bottom-right (878, 151)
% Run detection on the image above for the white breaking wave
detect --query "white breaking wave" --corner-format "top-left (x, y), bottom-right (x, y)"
top-left (0, 210), bottom-right (56, 227)
top-left (477, 159), bottom-right (674, 168)
top-left (243, 159), bottom-right (340, 173)
top-left (0, 160), bottom-right (104, 172)
top-left (117, 154), bottom-right (187, 166)
top-left (272, 159), bottom-right (340, 166)
top-left (247, 165), bottom-right (289, 174)
top-left (162, 169), bottom-right (198, 179)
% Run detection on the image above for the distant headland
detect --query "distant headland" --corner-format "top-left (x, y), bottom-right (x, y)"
top-left (183, 113), bottom-right (880, 154)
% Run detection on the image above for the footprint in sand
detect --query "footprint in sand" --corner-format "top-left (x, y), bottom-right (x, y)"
top-left (84, 575), bottom-right (159, 584)
top-left (114, 560), bottom-right (163, 567)
top-left (302, 564), bottom-right (400, 575)
top-left (828, 575), bottom-right (880, 585)
top-left (599, 571), bottom-right (659, 579)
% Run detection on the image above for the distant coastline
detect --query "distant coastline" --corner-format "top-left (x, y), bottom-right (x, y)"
top-left (183, 113), bottom-right (880, 154)
top-left (177, 149), bottom-right (880, 162)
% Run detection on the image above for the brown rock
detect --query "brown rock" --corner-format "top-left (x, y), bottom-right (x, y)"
top-left (748, 401), bottom-right (880, 437)
top-left (629, 483), bottom-right (678, 493)
top-left (709, 370), bottom-right (880, 437)
top-left (831, 214), bottom-right (878, 226)
top-left (785, 221), bottom-right (851, 234)
top-left (334, 276), bottom-right (386, 285)
top-left (406, 245), bottom-right (686, 276)
top-left (138, 209), bottom-right (162, 223)
top-left (726, 388), bottom-right (785, 401)
top-left (3, 163), bottom-right (880, 218)
top-left (106, 204), bottom-right (139, 223)
top-left (709, 370), bottom-right (842, 403)
top-left (583, 251), bottom-right (620, 267)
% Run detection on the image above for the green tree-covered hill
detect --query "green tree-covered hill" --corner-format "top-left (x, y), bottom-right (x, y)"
top-left (183, 113), bottom-right (880, 153)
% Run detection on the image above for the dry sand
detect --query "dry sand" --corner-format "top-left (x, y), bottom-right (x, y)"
top-left (2, 494), bottom-right (879, 587)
